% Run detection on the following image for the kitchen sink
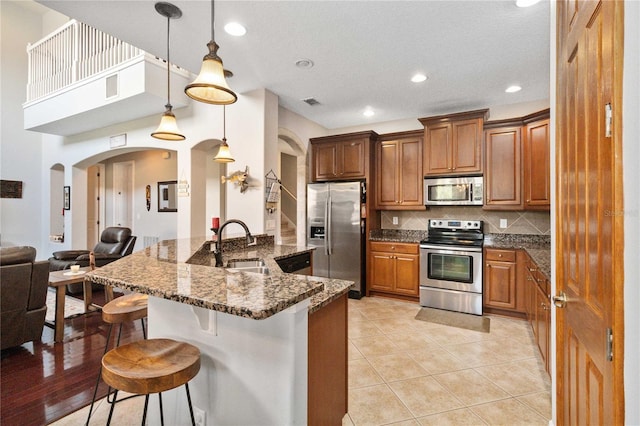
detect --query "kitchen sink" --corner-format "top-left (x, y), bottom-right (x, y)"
top-left (226, 259), bottom-right (270, 275)
top-left (230, 266), bottom-right (270, 275)
top-left (226, 259), bottom-right (266, 268)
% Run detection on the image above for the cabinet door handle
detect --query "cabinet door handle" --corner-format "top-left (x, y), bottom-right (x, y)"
top-left (498, 254), bottom-right (503, 257)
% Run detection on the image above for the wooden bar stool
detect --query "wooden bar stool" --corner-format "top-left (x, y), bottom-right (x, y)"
top-left (101, 338), bottom-right (201, 426)
top-left (86, 293), bottom-right (148, 425)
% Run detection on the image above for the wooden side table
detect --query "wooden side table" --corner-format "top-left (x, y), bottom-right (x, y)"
top-left (48, 267), bottom-right (105, 342)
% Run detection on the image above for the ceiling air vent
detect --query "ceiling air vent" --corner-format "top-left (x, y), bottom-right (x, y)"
top-left (302, 97), bottom-right (320, 106)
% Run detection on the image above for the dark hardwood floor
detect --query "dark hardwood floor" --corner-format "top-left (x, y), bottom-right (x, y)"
top-left (1, 291), bottom-right (145, 425)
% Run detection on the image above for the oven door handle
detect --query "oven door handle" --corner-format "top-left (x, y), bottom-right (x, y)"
top-left (419, 244), bottom-right (483, 254)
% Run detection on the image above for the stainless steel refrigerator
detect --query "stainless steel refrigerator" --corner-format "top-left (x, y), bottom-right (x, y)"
top-left (307, 181), bottom-right (365, 298)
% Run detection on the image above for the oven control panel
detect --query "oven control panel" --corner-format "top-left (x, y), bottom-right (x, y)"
top-left (429, 219), bottom-right (482, 230)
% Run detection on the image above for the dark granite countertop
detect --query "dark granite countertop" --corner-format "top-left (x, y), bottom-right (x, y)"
top-left (369, 229), bottom-right (428, 244)
top-left (484, 234), bottom-right (551, 278)
top-left (85, 235), bottom-right (352, 319)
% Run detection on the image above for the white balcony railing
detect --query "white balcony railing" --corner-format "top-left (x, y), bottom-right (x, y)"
top-left (26, 20), bottom-right (143, 103)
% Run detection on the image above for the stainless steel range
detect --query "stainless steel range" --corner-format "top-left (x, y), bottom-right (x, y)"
top-left (419, 219), bottom-right (484, 315)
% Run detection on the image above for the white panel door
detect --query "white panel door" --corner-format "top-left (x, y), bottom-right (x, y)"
top-left (113, 161), bottom-right (133, 228)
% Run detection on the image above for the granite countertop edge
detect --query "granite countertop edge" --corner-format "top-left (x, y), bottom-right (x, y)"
top-left (85, 236), bottom-right (352, 320)
top-left (483, 234), bottom-right (551, 278)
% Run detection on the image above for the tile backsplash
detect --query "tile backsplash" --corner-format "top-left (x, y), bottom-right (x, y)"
top-left (381, 207), bottom-right (550, 235)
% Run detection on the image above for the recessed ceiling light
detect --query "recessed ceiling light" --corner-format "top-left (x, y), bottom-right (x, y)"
top-left (505, 85), bottom-right (522, 93)
top-left (363, 109), bottom-right (375, 117)
top-left (224, 22), bottom-right (246, 36)
top-left (515, 0), bottom-right (541, 7)
top-left (411, 73), bottom-right (427, 83)
top-left (295, 58), bottom-right (314, 69)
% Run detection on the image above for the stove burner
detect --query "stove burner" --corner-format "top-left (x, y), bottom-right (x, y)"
top-left (422, 219), bottom-right (484, 247)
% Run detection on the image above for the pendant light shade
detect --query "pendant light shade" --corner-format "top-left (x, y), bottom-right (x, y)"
top-left (152, 2), bottom-right (185, 141)
top-left (151, 107), bottom-right (185, 140)
top-left (185, 0), bottom-right (237, 105)
top-left (214, 106), bottom-right (235, 162)
top-left (214, 139), bottom-right (234, 162)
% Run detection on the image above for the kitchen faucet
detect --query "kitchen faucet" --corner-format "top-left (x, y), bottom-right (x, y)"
top-left (213, 219), bottom-right (256, 267)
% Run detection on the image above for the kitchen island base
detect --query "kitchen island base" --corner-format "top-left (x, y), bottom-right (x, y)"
top-left (146, 296), bottom-right (309, 425)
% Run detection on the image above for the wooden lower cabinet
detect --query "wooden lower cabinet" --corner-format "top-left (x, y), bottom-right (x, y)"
top-left (535, 283), bottom-right (551, 373)
top-left (483, 248), bottom-right (526, 317)
top-left (369, 242), bottom-right (419, 299)
top-left (522, 251), bottom-right (551, 375)
top-left (308, 293), bottom-right (347, 425)
top-left (484, 248), bottom-right (518, 311)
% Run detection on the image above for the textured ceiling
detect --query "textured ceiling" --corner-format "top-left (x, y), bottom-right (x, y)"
top-left (38, 0), bottom-right (550, 129)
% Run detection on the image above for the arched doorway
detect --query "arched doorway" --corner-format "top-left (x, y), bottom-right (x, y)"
top-left (278, 128), bottom-right (307, 246)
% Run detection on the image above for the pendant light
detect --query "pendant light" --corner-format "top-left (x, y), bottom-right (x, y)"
top-left (214, 106), bottom-right (235, 162)
top-left (151, 2), bottom-right (185, 141)
top-left (184, 0), bottom-right (237, 105)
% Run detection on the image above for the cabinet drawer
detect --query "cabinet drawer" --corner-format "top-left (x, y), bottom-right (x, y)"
top-left (485, 248), bottom-right (516, 262)
top-left (370, 241), bottom-right (419, 254)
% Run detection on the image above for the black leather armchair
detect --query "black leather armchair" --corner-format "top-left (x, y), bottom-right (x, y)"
top-left (48, 227), bottom-right (136, 292)
top-left (1, 246), bottom-right (49, 350)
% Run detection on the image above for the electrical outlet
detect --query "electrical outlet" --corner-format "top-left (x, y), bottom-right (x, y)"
top-left (193, 406), bottom-right (206, 426)
top-left (392, 216), bottom-right (399, 225)
top-left (500, 218), bottom-right (508, 228)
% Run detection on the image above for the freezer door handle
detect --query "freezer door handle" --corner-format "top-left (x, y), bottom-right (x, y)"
top-left (324, 196), bottom-right (330, 256)
top-left (327, 195), bottom-right (333, 255)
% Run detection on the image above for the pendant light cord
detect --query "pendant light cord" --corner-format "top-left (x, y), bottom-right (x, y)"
top-left (166, 15), bottom-right (171, 107)
top-left (223, 105), bottom-right (226, 141)
top-left (211, 0), bottom-right (215, 41)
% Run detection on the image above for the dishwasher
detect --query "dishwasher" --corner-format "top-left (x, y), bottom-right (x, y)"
top-left (276, 252), bottom-right (312, 275)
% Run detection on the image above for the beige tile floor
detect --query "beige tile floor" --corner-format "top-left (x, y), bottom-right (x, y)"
top-left (53, 296), bottom-right (551, 426)
top-left (344, 296), bottom-right (551, 426)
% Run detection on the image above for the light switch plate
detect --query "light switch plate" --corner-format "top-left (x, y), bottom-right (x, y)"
top-left (392, 216), bottom-right (399, 225)
top-left (500, 218), bottom-right (508, 228)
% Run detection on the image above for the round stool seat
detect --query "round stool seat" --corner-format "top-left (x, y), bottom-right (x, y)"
top-left (102, 338), bottom-right (201, 395)
top-left (102, 293), bottom-right (148, 324)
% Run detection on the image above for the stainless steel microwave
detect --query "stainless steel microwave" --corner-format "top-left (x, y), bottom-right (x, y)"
top-left (424, 175), bottom-right (484, 206)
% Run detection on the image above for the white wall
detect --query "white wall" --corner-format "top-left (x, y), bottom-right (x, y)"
top-left (101, 150), bottom-right (179, 245)
top-left (623, 1), bottom-right (640, 423)
top-left (0, 2), bottom-right (46, 249)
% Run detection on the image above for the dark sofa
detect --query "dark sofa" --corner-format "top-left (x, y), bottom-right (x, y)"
top-left (1, 246), bottom-right (49, 350)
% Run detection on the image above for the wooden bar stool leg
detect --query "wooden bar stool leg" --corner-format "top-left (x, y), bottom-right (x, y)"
top-left (185, 383), bottom-right (196, 426)
top-left (85, 323), bottom-right (114, 426)
top-left (106, 389), bottom-right (118, 426)
top-left (158, 392), bottom-right (165, 426)
top-left (141, 394), bottom-right (150, 426)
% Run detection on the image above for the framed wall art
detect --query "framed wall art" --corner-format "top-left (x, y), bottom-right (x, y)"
top-left (63, 186), bottom-right (71, 210)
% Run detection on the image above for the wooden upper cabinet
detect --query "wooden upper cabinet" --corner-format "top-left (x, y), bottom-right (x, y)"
top-left (484, 125), bottom-right (523, 210)
top-left (523, 116), bottom-right (550, 210)
top-left (419, 109), bottom-right (488, 176)
top-left (375, 132), bottom-right (423, 209)
top-left (310, 132), bottom-right (376, 182)
top-left (313, 143), bottom-right (339, 180)
top-left (483, 109), bottom-right (550, 211)
top-left (423, 123), bottom-right (451, 175)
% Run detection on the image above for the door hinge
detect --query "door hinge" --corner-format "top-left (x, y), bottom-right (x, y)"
top-left (606, 327), bottom-right (613, 361)
top-left (605, 103), bottom-right (612, 138)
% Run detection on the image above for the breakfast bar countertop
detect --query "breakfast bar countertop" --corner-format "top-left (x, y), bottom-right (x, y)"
top-left (85, 236), bottom-right (353, 319)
